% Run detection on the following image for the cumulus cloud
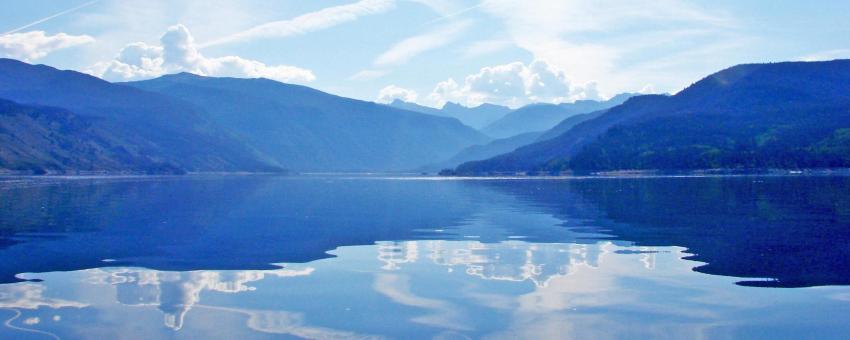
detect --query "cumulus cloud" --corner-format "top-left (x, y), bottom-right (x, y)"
top-left (202, 0), bottom-right (396, 48)
top-left (92, 24), bottom-right (315, 83)
top-left (429, 78), bottom-right (466, 106)
top-left (376, 85), bottom-right (418, 103)
top-left (427, 60), bottom-right (600, 108)
top-left (0, 31), bottom-right (94, 61)
top-left (479, 0), bottom-right (738, 95)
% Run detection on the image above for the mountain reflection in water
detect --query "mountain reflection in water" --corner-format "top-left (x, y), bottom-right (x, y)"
top-left (0, 175), bottom-right (849, 338)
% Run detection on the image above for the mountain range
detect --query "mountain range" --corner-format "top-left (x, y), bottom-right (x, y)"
top-left (0, 59), bottom-right (488, 173)
top-left (3, 57), bottom-right (849, 175)
top-left (401, 96), bottom-right (630, 170)
top-left (424, 108), bottom-right (608, 170)
top-left (0, 99), bottom-right (185, 174)
top-left (0, 58), bottom-right (277, 174)
top-left (126, 73), bottom-right (489, 171)
top-left (454, 60), bottom-right (850, 174)
top-left (480, 93), bottom-right (637, 139)
top-left (388, 99), bottom-right (511, 130)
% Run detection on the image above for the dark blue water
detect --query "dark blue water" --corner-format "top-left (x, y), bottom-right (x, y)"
top-left (0, 175), bottom-right (849, 339)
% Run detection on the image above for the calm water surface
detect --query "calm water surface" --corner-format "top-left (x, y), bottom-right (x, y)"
top-left (0, 175), bottom-right (849, 339)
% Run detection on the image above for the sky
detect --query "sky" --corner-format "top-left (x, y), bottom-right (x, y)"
top-left (1, 0), bottom-right (849, 109)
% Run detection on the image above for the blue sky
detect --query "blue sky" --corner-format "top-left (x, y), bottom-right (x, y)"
top-left (1, 0), bottom-right (849, 108)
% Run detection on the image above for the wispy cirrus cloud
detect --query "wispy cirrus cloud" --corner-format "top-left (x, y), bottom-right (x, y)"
top-left (462, 39), bottom-right (511, 59)
top-left (480, 0), bottom-right (739, 95)
top-left (200, 0), bottom-right (396, 48)
top-left (349, 69), bottom-right (389, 81)
top-left (3, 0), bottom-right (100, 35)
top-left (0, 0), bottom-right (99, 61)
top-left (374, 19), bottom-right (471, 66)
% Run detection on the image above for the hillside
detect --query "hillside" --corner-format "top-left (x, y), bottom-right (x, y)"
top-left (388, 100), bottom-right (510, 130)
top-left (480, 93), bottom-right (636, 139)
top-left (423, 132), bottom-right (542, 171)
top-left (0, 58), bottom-right (277, 173)
top-left (455, 60), bottom-right (850, 174)
top-left (427, 108), bottom-right (606, 170)
top-left (0, 99), bottom-right (184, 174)
top-left (128, 73), bottom-right (490, 171)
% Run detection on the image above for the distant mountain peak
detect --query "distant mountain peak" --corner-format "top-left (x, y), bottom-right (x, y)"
top-left (481, 93), bottom-right (638, 139)
top-left (455, 59), bottom-right (850, 174)
top-left (127, 74), bottom-right (488, 171)
top-left (441, 101), bottom-right (465, 110)
top-left (476, 102), bottom-right (507, 109)
top-left (167, 71), bottom-right (204, 78)
top-left (156, 72), bottom-right (221, 83)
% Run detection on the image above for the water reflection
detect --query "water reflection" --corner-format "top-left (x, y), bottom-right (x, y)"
top-left (92, 267), bottom-right (315, 330)
top-left (407, 240), bottom-right (611, 287)
top-left (1, 175), bottom-right (850, 337)
top-left (6, 238), bottom-right (850, 339)
top-left (1, 240), bottom-right (673, 338)
top-left (1, 175), bottom-right (849, 287)
top-left (480, 176), bottom-right (850, 287)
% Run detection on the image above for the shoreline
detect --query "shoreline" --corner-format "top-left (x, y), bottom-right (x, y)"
top-left (1, 168), bottom-right (850, 181)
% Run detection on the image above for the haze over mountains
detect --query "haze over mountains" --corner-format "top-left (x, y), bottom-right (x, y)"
top-left (0, 58), bottom-right (488, 173)
top-left (479, 94), bottom-right (636, 138)
top-left (388, 99), bottom-right (511, 130)
top-left (0, 58), bottom-right (277, 174)
top-left (424, 109), bottom-right (609, 170)
top-left (397, 95), bottom-right (638, 170)
top-left (454, 60), bottom-right (850, 175)
top-left (0, 99), bottom-right (182, 174)
top-left (126, 73), bottom-right (488, 171)
top-left (1, 57), bottom-right (849, 175)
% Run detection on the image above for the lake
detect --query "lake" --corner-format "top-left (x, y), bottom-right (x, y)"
top-left (1, 175), bottom-right (849, 339)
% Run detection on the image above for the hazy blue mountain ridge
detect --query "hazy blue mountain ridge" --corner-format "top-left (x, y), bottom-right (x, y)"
top-left (480, 93), bottom-right (637, 138)
top-left (0, 59), bottom-right (279, 173)
top-left (455, 60), bottom-right (850, 174)
top-left (426, 108), bottom-right (608, 170)
top-left (0, 99), bottom-right (185, 174)
top-left (128, 73), bottom-right (490, 171)
top-left (388, 99), bottom-right (511, 130)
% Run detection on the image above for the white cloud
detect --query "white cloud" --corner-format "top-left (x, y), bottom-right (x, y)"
top-left (429, 78), bottom-right (465, 106)
top-left (374, 20), bottom-right (472, 66)
top-left (427, 60), bottom-right (600, 108)
top-left (479, 0), bottom-right (738, 95)
top-left (376, 85), bottom-right (418, 103)
top-left (421, 1), bottom-right (489, 26)
top-left (638, 84), bottom-right (657, 94)
top-left (799, 49), bottom-right (850, 62)
top-left (0, 283), bottom-right (88, 310)
top-left (92, 24), bottom-right (315, 83)
top-left (0, 31), bottom-right (94, 61)
top-left (201, 0), bottom-right (396, 48)
top-left (3, 0), bottom-right (99, 35)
